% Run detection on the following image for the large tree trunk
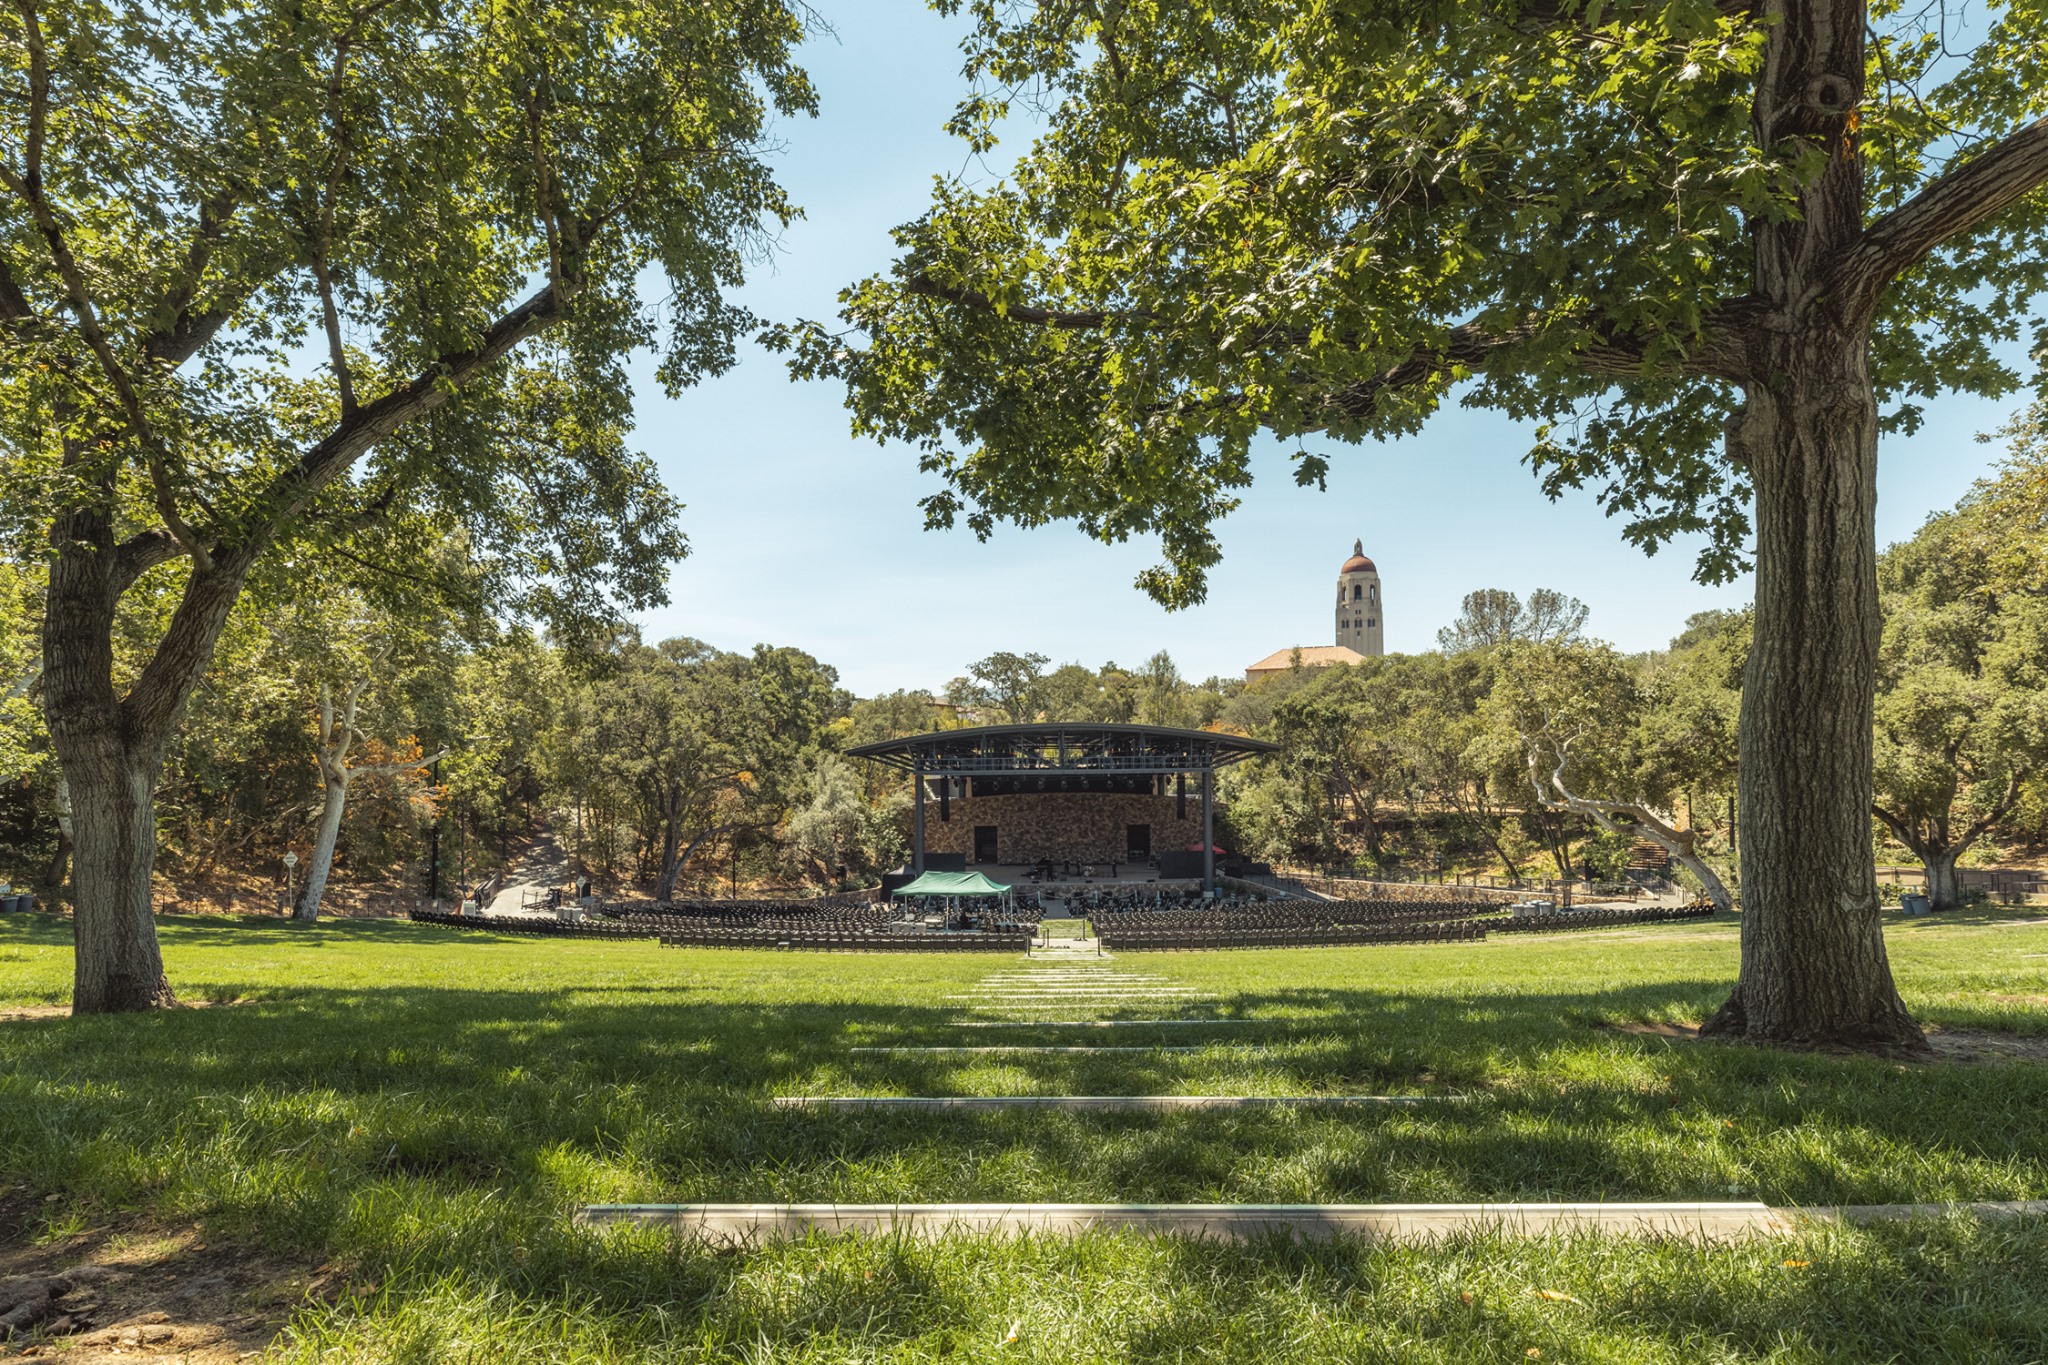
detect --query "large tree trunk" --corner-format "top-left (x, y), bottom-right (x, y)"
top-left (63, 735), bottom-right (175, 1012)
top-left (1700, 0), bottom-right (1925, 1052)
top-left (1922, 848), bottom-right (1961, 911)
top-left (1703, 341), bottom-right (1923, 1049)
top-left (43, 483), bottom-right (252, 1014)
top-left (296, 776), bottom-right (350, 921)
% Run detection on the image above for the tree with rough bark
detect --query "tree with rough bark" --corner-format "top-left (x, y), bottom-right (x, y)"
top-left (788, 0), bottom-right (2048, 1049)
top-left (1, 0), bottom-right (814, 1011)
top-left (1489, 639), bottom-right (1736, 909)
top-left (1872, 479), bottom-right (2048, 909)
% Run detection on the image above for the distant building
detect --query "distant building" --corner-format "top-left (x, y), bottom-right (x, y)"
top-left (1334, 540), bottom-right (1384, 657)
top-left (1244, 541), bottom-right (1385, 682)
top-left (1243, 644), bottom-right (1366, 683)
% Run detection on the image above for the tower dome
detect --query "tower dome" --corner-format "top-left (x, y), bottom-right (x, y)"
top-left (1334, 539), bottom-right (1384, 657)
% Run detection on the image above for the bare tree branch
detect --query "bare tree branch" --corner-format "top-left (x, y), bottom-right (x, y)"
top-left (109, 530), bottom-right (187, 596)
top-left (123, 280), bottom-right (568, 739)
top-left (1829, 113), bottom-right (2048, 312)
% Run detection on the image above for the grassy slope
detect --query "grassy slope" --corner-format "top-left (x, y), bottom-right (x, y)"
top-left (2, 911), bottom-right (2046, 1362)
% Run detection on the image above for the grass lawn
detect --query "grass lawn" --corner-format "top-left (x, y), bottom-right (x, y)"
top-left (2, 909), bottom-right (2047, 1361)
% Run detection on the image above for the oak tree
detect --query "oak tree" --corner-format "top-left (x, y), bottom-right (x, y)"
top-left (1, 0), bottom-right (814, 1009)
top-left (789, 0), bottom-right (2048, 1048)
top-left (1873, 466), bottom-right (2048, 908)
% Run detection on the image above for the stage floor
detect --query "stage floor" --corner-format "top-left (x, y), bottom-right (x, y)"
top-left (975, 861), bottom-right (1203, 890)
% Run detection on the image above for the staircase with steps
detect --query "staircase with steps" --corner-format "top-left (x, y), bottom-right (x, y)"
top-left (582, 942), bottom-right (1789, 1246)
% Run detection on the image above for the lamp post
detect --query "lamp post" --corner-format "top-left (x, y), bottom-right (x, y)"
top-left (281, 851), bottom-right (299, 917)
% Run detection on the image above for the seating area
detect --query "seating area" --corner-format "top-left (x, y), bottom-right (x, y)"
top-left (409, 894), bottom-right (1716, 951)
top-left (1092, 898), bottom-right (1717, 950)
top-left (1096, 919), bottom-right (1485, 950)
top-left (657, 926), bottom-right (1034, 952)
top-left (1491, 904), bottom-right (1717, 933)
top-left (1094, 896), bottom-right (1503, 930)
top-left (603, 897), bottom-right (896, 933)
top-left (408, 908), bottom-right (658, 940)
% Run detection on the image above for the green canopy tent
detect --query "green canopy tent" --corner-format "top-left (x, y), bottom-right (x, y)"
top-left (893, 870), bottom-right (1012, 898)
top-left (892, 869), bottom-right (1015, 931)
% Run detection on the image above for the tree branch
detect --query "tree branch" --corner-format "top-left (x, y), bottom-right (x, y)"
top-left (0, 123), bottom-right (213, 570)
top-left (0, 255), bottom-right (32, 324)
top-left (1869, 801), bottom-right (1933, 859)
top-left (910, 270), bottom-right (1756, 420)
top-left (110, 530), bottom-right (187, 596)
top-left (240, 280), bottom-right (569, 559)
top-left (1957, 770), bottom-right (2025, 850)
top-left (315, 33), bottom-right (358, 416)
top-left (14, 0), bottom-right (46, 195)
top-left (123, 280), bottom-right (568, 740)
top-left (904, 275), bottom-right (1142, 330)
top-left (141, 190), bottom-right (241, 366)
top-left (1829, 114), bottom-right (2048, 312)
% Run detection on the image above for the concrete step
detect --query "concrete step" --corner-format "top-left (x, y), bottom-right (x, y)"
top-left (576, 1201), bottom-right (1792, 1244)
top-left (771, 1094), bottom-right (1465, 1111)
top-left (947, 1019), bottom-right (1269, 1028)
top-left (839, 1055), bottom-right (1204, 1064)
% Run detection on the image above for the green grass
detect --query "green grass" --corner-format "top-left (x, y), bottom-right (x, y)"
top-left (3, 910), bottom-right (2048, 1361)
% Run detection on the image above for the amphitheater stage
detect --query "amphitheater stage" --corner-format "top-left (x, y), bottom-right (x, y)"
top-left (849, 723), bottom-right (1281, 897)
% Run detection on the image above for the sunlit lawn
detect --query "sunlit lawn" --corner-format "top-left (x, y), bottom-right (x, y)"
top-left (2, 909), bottom-right (2046, 1361)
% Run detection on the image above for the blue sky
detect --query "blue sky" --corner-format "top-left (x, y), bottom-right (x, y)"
top-left (626, 3), bottom-right (2032, 697)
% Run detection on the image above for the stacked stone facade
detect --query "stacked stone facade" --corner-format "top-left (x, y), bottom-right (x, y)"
top-left (921, 792), bottom-right (1210, 864)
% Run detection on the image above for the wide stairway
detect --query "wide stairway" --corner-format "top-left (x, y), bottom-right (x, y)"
top-left (578, 940), bottom-right (1789, 1244)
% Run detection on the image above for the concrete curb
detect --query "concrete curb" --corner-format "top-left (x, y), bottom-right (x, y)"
top-left (770, 1094), bottom-right (1465, 1111)
top-left (574, 1201), bottom-right (1790, 1244)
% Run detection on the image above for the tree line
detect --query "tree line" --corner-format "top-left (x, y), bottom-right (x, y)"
top-left (3, 0), bottom-right (2046, 1047)
top-left (19, 419), bottom-right (2042, 925)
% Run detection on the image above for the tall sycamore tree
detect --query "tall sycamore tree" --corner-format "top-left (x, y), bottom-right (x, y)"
top-left (0, 0), bottom-right (816, 1012)
top-left (788, 0), bottom-right (2048, 1049)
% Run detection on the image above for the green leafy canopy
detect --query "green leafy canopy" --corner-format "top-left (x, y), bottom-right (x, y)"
top-left (776, 0), bottom-right (2048, 606)
top-left (2, 0), bottom-right (820, 641)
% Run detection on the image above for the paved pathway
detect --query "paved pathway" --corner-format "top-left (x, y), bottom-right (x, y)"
top-left (485, 826), bottom-right (571, 916)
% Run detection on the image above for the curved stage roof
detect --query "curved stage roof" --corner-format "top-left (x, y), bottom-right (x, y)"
top-left (846, 723), bottom-right (1279, 776)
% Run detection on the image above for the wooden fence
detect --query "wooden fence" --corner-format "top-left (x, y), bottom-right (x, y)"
top-left (1876, 866), bottom-right (2048, 901)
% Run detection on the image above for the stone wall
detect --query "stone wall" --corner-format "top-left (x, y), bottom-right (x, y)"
top-left (918, 792), bottom-right (1211, 864)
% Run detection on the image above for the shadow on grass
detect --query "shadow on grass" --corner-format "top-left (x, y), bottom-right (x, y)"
top-left (8, 916), bottom-right (2048, 1359)
top-left (3, 962), bottom-right (2044, 1209)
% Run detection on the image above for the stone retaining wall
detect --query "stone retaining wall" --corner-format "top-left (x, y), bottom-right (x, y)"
top-left (918, 792), bottom-right (1209, 864)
